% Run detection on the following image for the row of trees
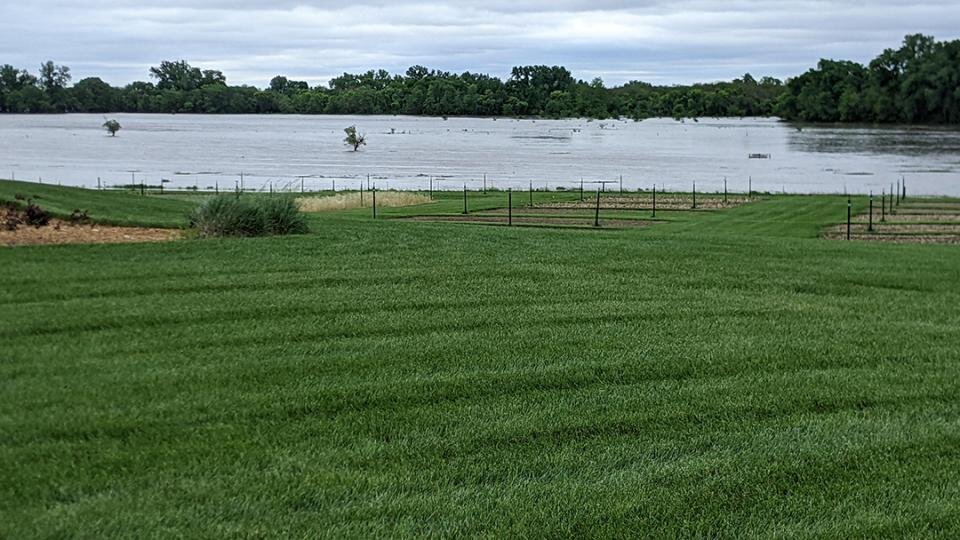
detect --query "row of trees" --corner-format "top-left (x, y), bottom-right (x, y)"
top-left (1, 35), bottom-right (956, 123)
top-left (0, 60), bottom-right (785, 120)
top-left (774, 34), bottom-right (960, 123)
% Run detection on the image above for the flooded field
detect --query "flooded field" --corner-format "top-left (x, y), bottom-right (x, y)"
top-left (1, 114), bottom-right (959, 195)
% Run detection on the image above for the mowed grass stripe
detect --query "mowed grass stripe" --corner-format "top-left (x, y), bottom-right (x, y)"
top-left (2, 190), bottom-right (960, 536)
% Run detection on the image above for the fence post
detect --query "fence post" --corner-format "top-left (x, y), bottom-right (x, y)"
top-left (896, 180), bottom-right (900, 205)
top-left (580, 177), bottom-right (584, 201)
top-left (847, 198), bottom-right (852, 240)
top-left (619, 174), bottom-right (623, 195)
top-left (140, 182), bottom-right (145, 196)
top-left (748, 176), bottom-right (752, 198)
top-left (529, 180), bottom-right (533, 207)
top-left (240, 172), bottom-right (244, 193)
top-left (868, 192), bottom-right (874, 232)
top-left (360, 182), bottom-right (364, 206)
top-left (692, 182), bottom-right (697, 209)
top-left (301, 178), bottom-right (304, 193)
top-left (235, 180), bottom-right (240, 199)
top-left (902, 177), bottom-right (906, 201)
top-left (881, 190), bottom-right (886, 222)
top-left (463, 184), bottom-right (468, 214)
top-left (97, 177), bottom-right (101, 190)
top-left (723, 177), bottom-right (728, 204)
top-left (372, 186), bottom-right (377, 219)
top-left (429, 176), bottom-right (433, 200)
top-left (594, 189), bottom-right (601, 227)
top-left (508, 188), bottom-right (513, 226)
top-left (652, 184), bottom-right (657, 218)
top-left (483, 173), bottom-right (487, 194)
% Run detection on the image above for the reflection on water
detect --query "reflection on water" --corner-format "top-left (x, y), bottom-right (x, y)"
top-left (787, 124), bottom-right (960, 158)
top-left (1, 114), bottom-right (958, 195)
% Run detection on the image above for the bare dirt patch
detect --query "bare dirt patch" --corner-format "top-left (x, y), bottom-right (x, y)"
top-left (823, 230), bottom-right (960, 244)
top-left (401, 215), bottom-right (651, 228)
top-left (857, 213), bottom-right (960, 223)
top-left (1, 218), bottom-right (181, 247)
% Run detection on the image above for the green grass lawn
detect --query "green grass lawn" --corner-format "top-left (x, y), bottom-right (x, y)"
top-left (2, 181), bottom-right (959, 537)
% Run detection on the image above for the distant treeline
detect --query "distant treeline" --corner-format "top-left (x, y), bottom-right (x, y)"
top-left (1, 35), bottom-right (956, 123)
top-left (777, 34), bottom-right (960, 124)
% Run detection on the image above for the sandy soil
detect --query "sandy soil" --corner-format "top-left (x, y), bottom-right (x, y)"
top-left (2, 219), bottom-right (181, 247)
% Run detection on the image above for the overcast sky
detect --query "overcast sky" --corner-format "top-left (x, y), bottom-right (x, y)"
top-left (2, 1), bottom-right (959, 88)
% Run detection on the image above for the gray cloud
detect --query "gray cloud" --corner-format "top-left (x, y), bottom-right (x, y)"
top-left (2, 1), bottom-right (959, 87)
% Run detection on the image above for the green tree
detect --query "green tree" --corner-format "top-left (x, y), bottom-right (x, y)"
top-left (71, 77), bottom-right (117, 112)
top-left (343, 126), bottom-right (366, 151)
top-left (102, 118), bottom-right (121, 136)
top-left (39, 61), bottom-right (72, 111)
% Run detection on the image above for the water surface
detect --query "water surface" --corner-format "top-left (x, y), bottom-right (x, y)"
top-left (1, 114), bottom-right (958, 195)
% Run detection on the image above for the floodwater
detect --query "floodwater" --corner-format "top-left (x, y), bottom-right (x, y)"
top-left (1, 114), bottom-right (959, 195)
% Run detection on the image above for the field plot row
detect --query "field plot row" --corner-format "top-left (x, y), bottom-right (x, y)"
top-left (539, 193), bottom-right (753, 211)
top-left (825, 199), bottom-right (960, 243)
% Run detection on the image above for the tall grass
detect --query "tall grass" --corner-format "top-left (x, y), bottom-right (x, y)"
top-left (297, 191), bottom-right (430, 212)
top-left (258, 197), bottom-right (309, 235)
top-left (190, 196), bottom-right (308, 237)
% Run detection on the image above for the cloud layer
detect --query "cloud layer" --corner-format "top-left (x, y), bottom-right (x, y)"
top-left (3, 1), bottom-right (959, 87)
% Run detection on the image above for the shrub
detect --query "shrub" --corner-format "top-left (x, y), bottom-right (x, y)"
top-left (189, 196), bottom-right (309, 238)
top-left (190, 196), bottom-right (266, 238)
top-left (259, 197), bottom-right (309, 235)
top-left (69, 209), bottom-right (91, 225)
top-left (24, 203), bottom-right (51, 228)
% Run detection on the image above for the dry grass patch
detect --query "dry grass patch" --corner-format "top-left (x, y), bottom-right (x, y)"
top-left (297, 192), bottom-right (430, 212)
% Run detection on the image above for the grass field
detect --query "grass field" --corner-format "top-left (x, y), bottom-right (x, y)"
top-left (2, 180), bottom-right (960, 537)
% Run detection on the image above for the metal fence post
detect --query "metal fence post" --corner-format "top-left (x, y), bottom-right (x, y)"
top-left (594, 189), bottom-right (601, 227)
top-left (847, 198), bottom-right (852, 240)
top-left (508, 188), bottom-right (513, 226)
top-left (652, 184), bottom-right (657, 218)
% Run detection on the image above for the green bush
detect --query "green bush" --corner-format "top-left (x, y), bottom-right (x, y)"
top-left (259, 197), bottom-right (309, 235)
top-left (189, 196), bottom-right (308, 238)
top-left (190, 196), bottom-right (266, 238)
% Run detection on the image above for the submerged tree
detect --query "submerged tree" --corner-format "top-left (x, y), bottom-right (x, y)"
top-left (343, 125), bottom-right (366, 151)
top-left (102, 118), bottom-right (121, 136)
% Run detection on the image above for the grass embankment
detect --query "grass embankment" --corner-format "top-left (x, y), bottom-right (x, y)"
top-left (0, 180), bottom-right (196, 228)
top-left (2, 183), bottom-right (960, 536)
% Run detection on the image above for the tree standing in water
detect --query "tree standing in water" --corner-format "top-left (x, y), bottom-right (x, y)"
top-left (343, 125), bottom-right (366, 151)
top-left (102, 118), bottom-right (121, 136)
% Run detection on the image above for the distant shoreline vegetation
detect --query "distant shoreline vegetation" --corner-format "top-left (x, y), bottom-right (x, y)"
top-left (0, 35), bottom-right (956, 124)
